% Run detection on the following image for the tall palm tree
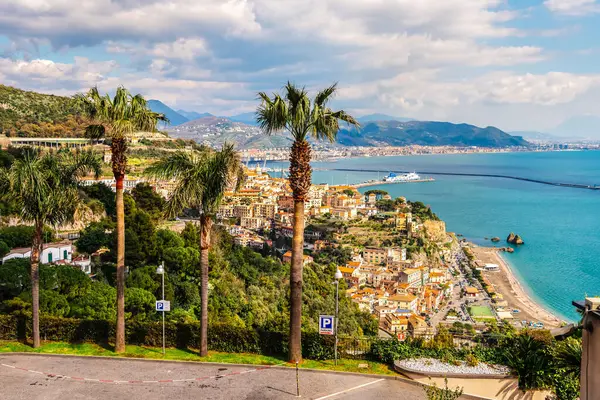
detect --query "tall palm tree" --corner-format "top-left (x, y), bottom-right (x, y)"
top-left (2, 148), bottom-right (101, 347)
top-left (145, 144), bottom-right (244, 356)
top-left (256, 82), bottom-right (359, 362)
top-left (77, 87), bottom-right (167, 352)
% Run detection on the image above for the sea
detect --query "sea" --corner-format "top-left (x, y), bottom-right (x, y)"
top-left (270, 150), bottom-right (600, 321)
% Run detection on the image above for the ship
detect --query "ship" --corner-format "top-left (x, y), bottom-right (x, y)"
top-left (383, 172), bottom-right (421, 182)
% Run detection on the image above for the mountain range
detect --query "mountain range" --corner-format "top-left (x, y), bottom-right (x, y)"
top-left (337, 120), bottom-right (528, 147)
top-left (0, 85), bottom-right (531, 149)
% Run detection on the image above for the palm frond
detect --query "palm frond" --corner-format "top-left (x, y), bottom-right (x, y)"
top-left (145, 152), bottom-right (199, 180)
top-left (256, 92), bottom-right (288, 135)
top-left (314, 83), bottom-right (338, 107)
top-left (256, 82), bottom-right (358, 144)
top-left (85, 124), bottom-right (106, 140)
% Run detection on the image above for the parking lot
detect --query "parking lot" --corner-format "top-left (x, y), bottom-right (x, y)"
top-left (0, 354), bottom-right (427, 400)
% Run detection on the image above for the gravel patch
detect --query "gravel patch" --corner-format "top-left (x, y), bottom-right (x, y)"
top-left (396, 358), bottom-right (511, 376)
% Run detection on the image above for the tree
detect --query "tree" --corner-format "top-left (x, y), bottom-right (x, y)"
top-left (69, 282), bottom-right (116, 320)
top-left (1, 148), bottom-right (100, 347)
top-left (0, 259), bottom-right (31, 301)
top-left (81, 182), bottom-right (116, 216)
top-left (145, 144), bottom-right (244, 356)
top-left (504, 333), bottom-right (553, 391)
top-left (78, 86), bottom-right (166, 353)
top-left (125, 287), bottom-right (156, 321)
top-left (132, 183), bottom-right (165, 221)
top-left (256, 82), bottom-right (359, 362)
top-left (76, 220), bottom-right (114, 254)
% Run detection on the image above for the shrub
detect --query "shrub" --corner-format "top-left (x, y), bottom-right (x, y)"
top-left (465, 353), bottom-right (479, 367)
top-left (424, 378), bottom-right (463, 400)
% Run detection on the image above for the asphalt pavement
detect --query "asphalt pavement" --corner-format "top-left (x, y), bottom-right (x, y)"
top-left (0, 354), bottom-right (427, 400)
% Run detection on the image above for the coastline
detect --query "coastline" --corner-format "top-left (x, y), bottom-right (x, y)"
top-left (469, 245), bottom-right (564, 328)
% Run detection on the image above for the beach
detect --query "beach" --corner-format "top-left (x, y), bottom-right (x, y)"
top-left (470, 246), bottom-right (564, 328)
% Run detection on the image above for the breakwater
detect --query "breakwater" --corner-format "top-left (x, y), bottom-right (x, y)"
top-left (329, 168), bottom-right (600, 191)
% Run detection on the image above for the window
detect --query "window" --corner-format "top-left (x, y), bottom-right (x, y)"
top-left (63, 250), bottom-right (68, 259)
top-left (48, 253), bottom-right (52, 263)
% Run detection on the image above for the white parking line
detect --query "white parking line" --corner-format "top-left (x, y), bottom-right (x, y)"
top-left (314, 379), bottom-right (385, 400)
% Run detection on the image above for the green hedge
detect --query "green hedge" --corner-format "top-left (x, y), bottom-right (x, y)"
top-left (0, 315), bottom-right (335, 359)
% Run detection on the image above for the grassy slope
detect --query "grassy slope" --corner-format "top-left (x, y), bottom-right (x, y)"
top-left (0, 341), bottom-right (395, 375)
top-left (0, 84), bottom-right (87, 137)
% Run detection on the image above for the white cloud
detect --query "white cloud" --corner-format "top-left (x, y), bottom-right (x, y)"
top-left (0, 0), bottom-right (598, 131)
top-left (544, 0), bottom-right (600, 15)
top-left (0, 57), bottom-right (118, 89)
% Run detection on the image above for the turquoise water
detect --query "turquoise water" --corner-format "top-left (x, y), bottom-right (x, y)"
top-left (273, 151), bottom-right (600, 321)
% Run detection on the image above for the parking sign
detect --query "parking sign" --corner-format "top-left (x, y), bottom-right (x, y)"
top-left (156, 300), bottom-right (170, 312)
top-left (319, 315), bottom-right (335, 335)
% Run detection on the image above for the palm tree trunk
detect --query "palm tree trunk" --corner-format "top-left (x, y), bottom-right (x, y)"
top-left (30, 220), bottom-right (43, 348)
top-left (289, 200), bottom-right (305, 363)
top-left (199, 215), bottom-right (212, 357)
top-left (288, 139), bottom-right (311, 363)
top-left (112, 137), bottom-right (127, 353)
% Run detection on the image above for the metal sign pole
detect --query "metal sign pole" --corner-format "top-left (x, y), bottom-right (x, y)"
top-left (335, 279), bottom-right (339, 366)
top-left (162, 265), bottom-right (165, 355)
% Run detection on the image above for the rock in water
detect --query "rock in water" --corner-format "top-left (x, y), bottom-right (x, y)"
top-left (507, 233), bottom-right (524, 245)
top-left (514, 235), bottom-right (524, 245)
top-left (491, 237), bottom-right (501, 242)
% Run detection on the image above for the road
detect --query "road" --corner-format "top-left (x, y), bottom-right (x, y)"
top-left (0, 354), bottom-right (427, 400)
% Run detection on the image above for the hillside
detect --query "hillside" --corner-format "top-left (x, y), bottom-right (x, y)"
top-left (167, 116), bottom-right (292, 149)
top-left (0, 84), bottom-right (89, 137)
top-left (177, 110), bottom-right (213, 120)
top-left (147, 100), bottom-right (189, 126)
top-left (337, 120), bottom-right (530, 147)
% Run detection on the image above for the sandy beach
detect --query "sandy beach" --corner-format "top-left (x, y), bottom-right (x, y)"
top-left (470, 245), bottom-right (564, 328)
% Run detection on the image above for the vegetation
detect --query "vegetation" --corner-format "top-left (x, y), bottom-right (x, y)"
top-left (256, 82), bottom-right (359, 362)
top-left (424, 378), bottom-right (463, 400)
top-left (0, 148), bottom-right (100, 347)
top-left (145, 144), bottom-right (244, 356)
top-left (78, 86), bottom-right (167, 353)
top-left (0, 84), bottom-right (89, 137)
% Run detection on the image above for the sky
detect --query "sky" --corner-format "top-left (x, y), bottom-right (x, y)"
top-left (1, 0), bottom-right (600, 133)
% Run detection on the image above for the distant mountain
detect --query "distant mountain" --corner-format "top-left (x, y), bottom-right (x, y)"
top-left (552, 115), bottom-right (600, 139)
top-left (147, 100), bottom-right (189, 126)
top-left (177, 110), bottom-right (213, 120)
top-left (228, 112), bottom-right (258, 126)
top-left (337, 121), bottom-right (530, 148)
top-left (509, 131), bottom-right (564, 142)
top-left (358, 113), bottom-right (414, 123)
top-left (167, 116), bottom-right (283, 149)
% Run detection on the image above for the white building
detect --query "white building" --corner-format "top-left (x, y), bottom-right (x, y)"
top-left (2, 242), bottom-right (73, 264)
top-left (72, 255), bottom-right (92, 274)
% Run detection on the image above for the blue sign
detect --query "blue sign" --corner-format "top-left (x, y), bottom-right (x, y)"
top-left (156, 300), bottom-right (170, 312)
top-left (319, 315), bottom-right (335, 335)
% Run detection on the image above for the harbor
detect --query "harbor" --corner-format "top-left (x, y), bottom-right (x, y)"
top-left (355, 177), bottom-right (435, 188)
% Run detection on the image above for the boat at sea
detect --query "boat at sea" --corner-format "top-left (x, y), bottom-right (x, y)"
top-left (383, 172), bottom-right (421, 182)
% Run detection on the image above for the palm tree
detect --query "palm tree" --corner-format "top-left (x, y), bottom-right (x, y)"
top-left (2, 148), bottom-right (101, 347)
top-left (145, 144), bottom-right (244, 356)
top-left (256, 82), bottom-right (359, 362)
top-left (77, 87), bottom-right (167, 352)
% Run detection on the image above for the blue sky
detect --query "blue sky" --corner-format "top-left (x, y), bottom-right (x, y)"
top-left (1, 0), bottom-right (600, 134)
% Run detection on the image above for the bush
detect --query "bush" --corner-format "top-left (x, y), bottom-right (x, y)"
top-left (0, 315), bottom-right (295, 357)
top-left (465, 353), bottom-right (479, 367)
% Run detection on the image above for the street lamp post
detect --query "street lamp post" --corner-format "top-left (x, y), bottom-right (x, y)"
top-left (156, 262), bottom-right (166, 355)
top-left (333, 267), bottom-right (343, 366)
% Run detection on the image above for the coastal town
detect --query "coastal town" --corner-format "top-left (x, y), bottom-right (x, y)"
top-left (0, 147), bottom-right (562, 340)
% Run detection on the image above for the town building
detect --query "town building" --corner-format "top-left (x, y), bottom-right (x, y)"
top-left (2, 242), bottom-right (73, 264)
